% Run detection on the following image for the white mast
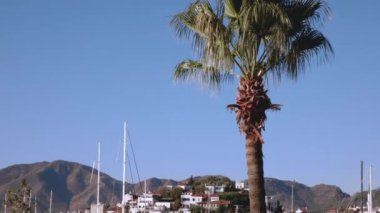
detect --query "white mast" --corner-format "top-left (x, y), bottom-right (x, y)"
top-left (49, 190), bottom-right (52, 213)
top-left (144, 180), bottom-right (147, 194)
top-left (23, 187), bottom-right (26, 213)
top-left (122, 122), bottom-right (127, 213)
top-left (291, 181), bottom-right (294, 213)
top-left (28, 190), bottom-right (32, 209)
top-left (4, 193), bottom-right (7, 213)
top-left (97, 142), bottom-right (101, 213)
top-left (368, 165), bottom-right (373, 213)
top-left (34, 196), bottom-right (37, 213)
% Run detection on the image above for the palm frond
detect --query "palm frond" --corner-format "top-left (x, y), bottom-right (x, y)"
top-left (271, 27), bottom-right (333, 80)
top-left (224, 0), bottom-right (243, 18)
top-left (284, 0), bottom-right (331, 36)
top-left (237, 1), bottom-right (291, 75)
top-left (173, 59), bottom-right (234, 89)
top-left (171, 1), bottom-right (234, 72)
top-left (171, 1), bottom-right (207, 49)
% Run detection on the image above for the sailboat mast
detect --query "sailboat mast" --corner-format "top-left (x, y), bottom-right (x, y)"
top-left (368, 165), bottom-right (373, 213)
top-left (97, 142), bottom-right (101, 213)
top-left (122, 122), bottom-right (127, 213)
top-left (49, 190), bottom-right (52, 213)
top-left (291, 181), bottom-right (294, 213)
top-left (4, 193), bottom-right (7, 213)
top-left (28, 190), bottom-right (32, 208)
top-left (361, 161), bottom-right (364, 213)
top-left (35, 196), bottom-right (37, 213)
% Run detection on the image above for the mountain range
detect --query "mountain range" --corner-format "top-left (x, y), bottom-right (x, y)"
top-left (0, 160), bottom-right (363, 212)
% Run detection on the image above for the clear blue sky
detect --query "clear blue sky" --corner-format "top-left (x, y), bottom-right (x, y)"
top-left (0, 1), bottom-right (379, 195)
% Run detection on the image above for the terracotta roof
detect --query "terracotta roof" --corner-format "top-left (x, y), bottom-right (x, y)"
top-left (200, 200), bottom-right (230, 205)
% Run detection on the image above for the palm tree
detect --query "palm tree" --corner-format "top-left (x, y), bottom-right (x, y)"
top-left (171, 0), bottom-right (333, 212)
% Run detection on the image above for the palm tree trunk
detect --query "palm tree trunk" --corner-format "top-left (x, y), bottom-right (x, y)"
top-left (246, 135), bottom-right (266, 213)
top-left (230, 76), bottom-right (273, 213)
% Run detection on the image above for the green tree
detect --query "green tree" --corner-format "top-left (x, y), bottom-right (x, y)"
top-left (155, 187), bottom-right (184, 210)
top-left (6, 179), bottom-right (33, 213)
top-left (220, 191), bottom-right (249, 208)
top-left (216, 204), bottom-right (233, 213)
top-left (190, 205), bottom-right (206, 213)
top-left (171, 1), bottom-right (332, 212)
top-left (188, 175), bottom-right (195, 186)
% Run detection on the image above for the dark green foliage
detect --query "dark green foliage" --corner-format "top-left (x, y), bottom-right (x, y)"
top-left (155, 187), bottom-right (184, 210)
top-left (188, 176), bottom-right (195, 186)
top-left (173, 198), bottom-right (182, 211)
top-left (220, 191), bottom-right (249, 207)
top-left (190, 205), bottom-right (206, 213)
top-left (194, 183), bottom-right (206, 194)
top-left (6, 179), bottom-right (33, 213)
top-left (268, 200), bottom-right (283, 213)
top-left (215, 204), bottom-right (233, 213)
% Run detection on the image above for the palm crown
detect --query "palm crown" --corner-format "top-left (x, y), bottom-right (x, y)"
top-left (172, 0), bottom-right (333, 87)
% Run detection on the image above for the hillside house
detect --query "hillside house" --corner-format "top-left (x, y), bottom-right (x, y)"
top-left (200, 200), bottom-right (231, 210)
top-left (235, 181), bottom-right (245, 190)
top-left (180, 192), bottom-right (204, 207)
top-left (90, 203), bottom-right (107, 213)
top-left (204, 185), bottom-right (225, 194)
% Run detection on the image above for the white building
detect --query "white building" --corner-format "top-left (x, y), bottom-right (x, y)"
top-left (178, 207), bottom-right (191, 213)
top-left (181, 193), bottom-right (204, 207)
top-left (209, 194), bottom-right (220, 202)
top-left (154, 201), bottom-right (171, 210)
top-left (176, 184), bottom-right (192, 190)
top-left (235, 181), bottom-right (245, 189)
top-left (123, 193), bottom-right (134, 204)
top-left (90, 203), bottom-right (107, 213)
top-left (200, 200), bottom-right (231, 211)
top-left (204, 185), bottom-right (225, 194)
top-left (137, 193), bottom-right (154, 209)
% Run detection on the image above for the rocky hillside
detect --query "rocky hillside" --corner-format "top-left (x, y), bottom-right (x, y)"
top-left (0, 160), bottom-right (122, 211)
top-left (264, 178), bottom-right (350, 212)
top-left (0, 160), bottom-right (178, 212)
top-left (0, 160), bottom-right (351, 212)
